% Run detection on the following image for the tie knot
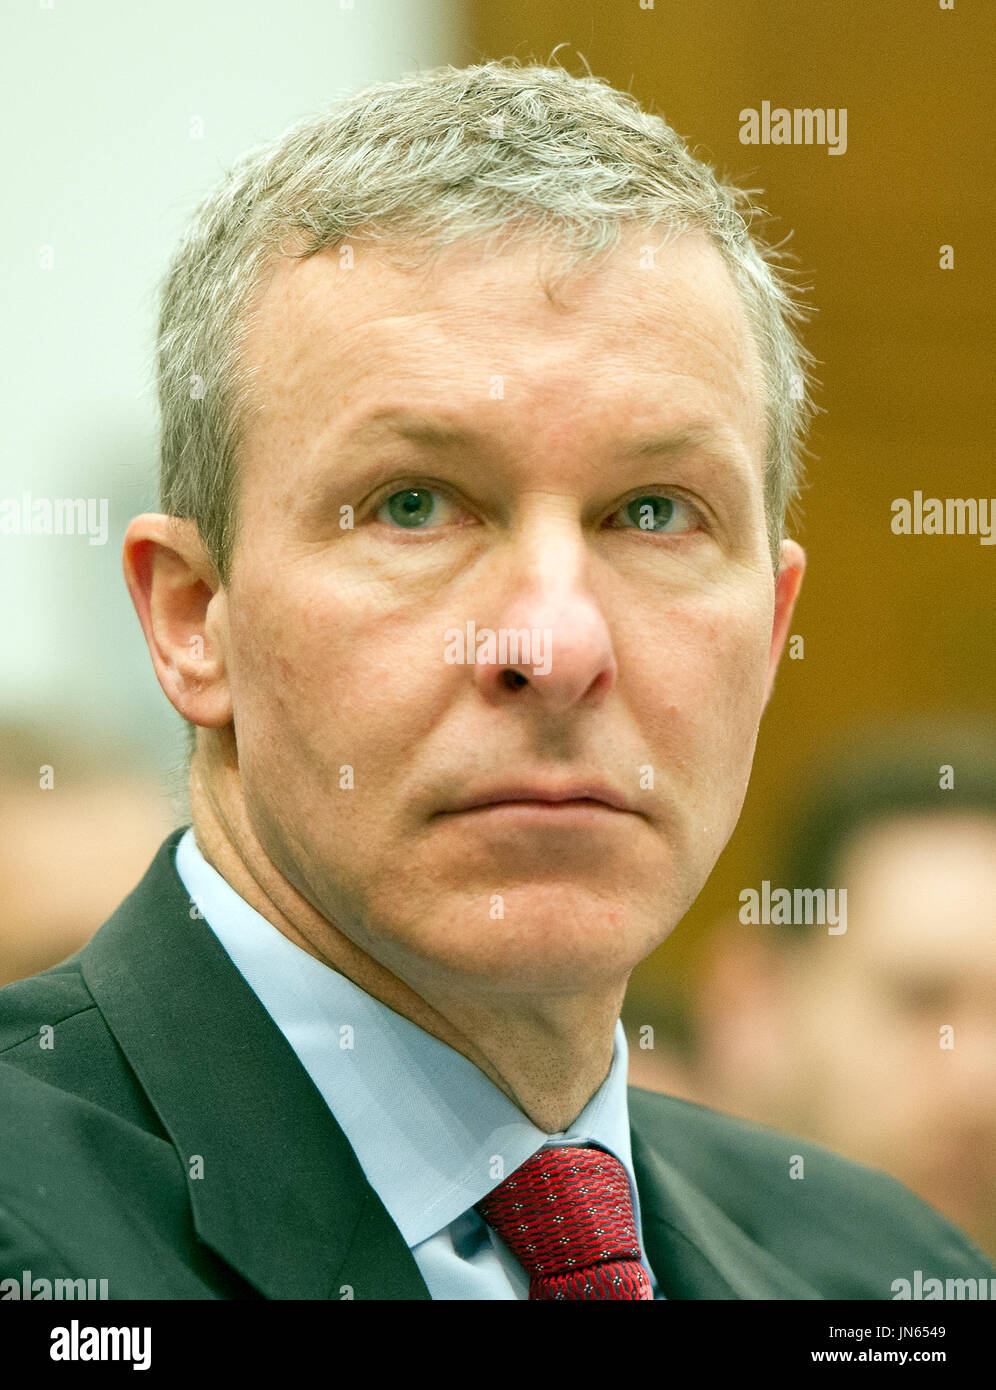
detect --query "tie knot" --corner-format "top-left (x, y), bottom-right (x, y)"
top-left (475, 1145), bottom-right (653, 1299)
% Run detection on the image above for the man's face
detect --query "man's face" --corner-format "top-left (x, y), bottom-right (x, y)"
top-left (774, 813), bottom-right (996, 1251)
top-left (213, 227), bottom-right (797, 1001)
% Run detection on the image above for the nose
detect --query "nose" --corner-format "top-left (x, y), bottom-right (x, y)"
top-left (470, 518), bottom-right (617, 714)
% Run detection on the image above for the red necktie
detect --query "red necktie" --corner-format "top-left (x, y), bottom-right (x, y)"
top-left (474, 1144), bottom-right (655, 1299)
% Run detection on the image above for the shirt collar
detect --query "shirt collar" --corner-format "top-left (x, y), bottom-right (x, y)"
top-left (174, 827), bottom-right (654, 1277)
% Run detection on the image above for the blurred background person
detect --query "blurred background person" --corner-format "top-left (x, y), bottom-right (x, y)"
top-left (0, 721), bottom-right (174, 987)
top-left (625, 725), bottom-right (996, 1261)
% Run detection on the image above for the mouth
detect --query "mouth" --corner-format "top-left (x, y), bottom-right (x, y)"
top-left (452, 800), bottom-right (631, 827)
top-left (439, 784), bottom-right (638, 819)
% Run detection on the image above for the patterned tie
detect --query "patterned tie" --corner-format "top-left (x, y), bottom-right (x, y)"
top-left (474, 1144), bottom-right (655, 1299)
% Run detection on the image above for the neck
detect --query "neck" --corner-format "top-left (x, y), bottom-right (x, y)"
top-left (187, 731), bottom-right (626, 1133)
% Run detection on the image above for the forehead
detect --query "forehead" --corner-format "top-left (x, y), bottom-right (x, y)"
top-left (835, 813), bottom-right (996, 969)
top-left (239, 226), bottom-right (767, 480)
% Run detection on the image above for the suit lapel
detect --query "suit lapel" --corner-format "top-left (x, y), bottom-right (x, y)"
top-left (79, 830), bottom-right (822, 1300)
top-left (630, 1102), bottom-right (823, 1299)
top-left (80, 828), bottom-right (431, 1300)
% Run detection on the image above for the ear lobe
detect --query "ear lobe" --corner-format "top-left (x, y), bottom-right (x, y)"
top-left (763, 539), bottom-right (806, 709)
top-left (122, 514), bottom-right (233, 728)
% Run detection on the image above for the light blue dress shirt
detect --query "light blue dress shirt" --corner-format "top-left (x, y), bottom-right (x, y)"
top-left (174, 827), bottom-right (661, 1300)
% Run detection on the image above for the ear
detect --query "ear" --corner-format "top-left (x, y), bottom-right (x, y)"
top-left (122, 514), bottom-right (233, 728)
top-left (762, 538), bottom-right (806, 709)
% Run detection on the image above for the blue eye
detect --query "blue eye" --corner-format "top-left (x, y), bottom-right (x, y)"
top-left (377, 488), bottom-right (454, 528)
top-left (613, 495), bottom-right (697, 534)
top-left (373, 488), bottom-right (697, 532)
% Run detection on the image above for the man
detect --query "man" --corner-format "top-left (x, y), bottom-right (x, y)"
top-left (663, 731), bottom-right (996, 1262)
top-left (1, 59), bottom-right (991, 1300)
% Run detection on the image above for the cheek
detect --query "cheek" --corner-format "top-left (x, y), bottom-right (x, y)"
top-left (626, 581), bottom-right (773, 794)
top-left (224, 570), bottom-right (452, 777)
top-left (224, 594), bottom-right (312, 751)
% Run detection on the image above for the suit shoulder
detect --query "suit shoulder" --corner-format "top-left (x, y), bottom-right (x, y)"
top-left (627, 1083), bottom-right (936, 1208)
top-left (628, 1085), bottom-right (996, 1286)
top-left (0, 960), bottom-right (167, 1138)
top-left (0, 962), bottom-right (96, 1053)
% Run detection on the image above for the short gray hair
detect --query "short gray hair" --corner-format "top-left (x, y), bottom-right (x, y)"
top-left (158, 57), bottom-right (815, 585)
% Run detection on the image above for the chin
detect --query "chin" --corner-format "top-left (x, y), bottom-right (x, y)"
top-left (374, 890), bottom-right (672, 993)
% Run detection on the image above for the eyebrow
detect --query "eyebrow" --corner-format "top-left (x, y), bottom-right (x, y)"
top-left (338, 410), bottom-right (474, 451)
top-left (338, 409), bottom-right (750, 473)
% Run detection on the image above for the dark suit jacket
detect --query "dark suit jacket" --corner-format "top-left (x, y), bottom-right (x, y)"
top-left (1, 828), bottom-right (992, 1299)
